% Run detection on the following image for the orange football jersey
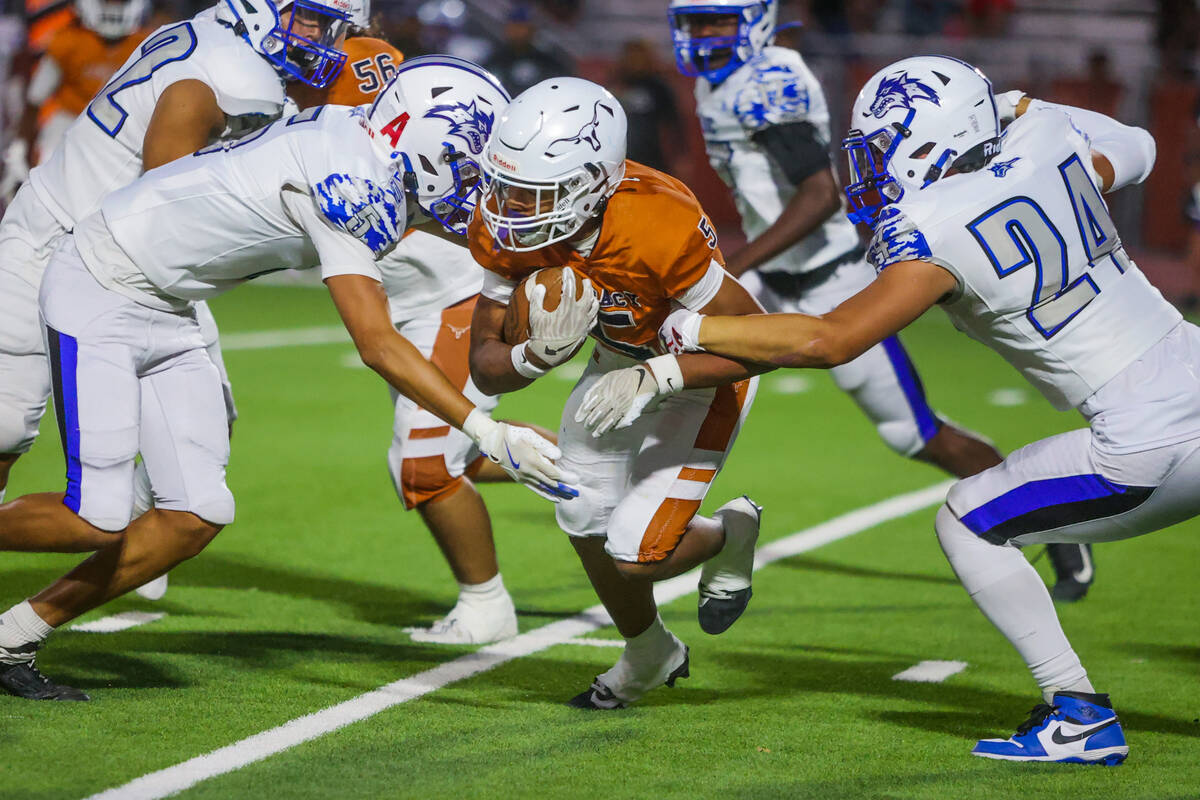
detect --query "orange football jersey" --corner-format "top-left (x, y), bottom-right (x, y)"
top-left (469, 161), bottom-right (724, 360)
top-left (44, 21), bottom-right (148, 116)
top-left (326, 36), bottom-right (403, 106)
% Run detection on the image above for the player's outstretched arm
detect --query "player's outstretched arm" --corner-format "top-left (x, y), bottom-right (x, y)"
top-left (142, 79), bottom-right (227, 169)
top-left (326, 274), bottom-right (576, 501)
top-left (661, 259), bottom-right (956, 369)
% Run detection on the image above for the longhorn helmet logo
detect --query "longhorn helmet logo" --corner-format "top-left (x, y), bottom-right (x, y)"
top-left (425, 100), bottom-right (495, 155)
top-left (868, 72), bottom-right (941, 118)
top-left (545, 100), bottom-right (612, 156)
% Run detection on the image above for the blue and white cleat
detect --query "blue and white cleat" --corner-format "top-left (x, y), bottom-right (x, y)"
top-left (972, 692), bottom-right (1128, 765)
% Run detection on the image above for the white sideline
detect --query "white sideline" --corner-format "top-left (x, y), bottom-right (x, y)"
top-left (85, 480), bottom-right (954, 800)
top-left (220, 326), bottom-right (348, 351)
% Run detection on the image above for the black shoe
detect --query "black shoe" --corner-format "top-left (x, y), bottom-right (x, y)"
top-left (0, 644), bottom-right (89, 701)
top-left (567, 648), bottom-right (690, 709)
top-left (697, 587), bottom-right (753, 635)
top-left (1047, 543), bottom-right (1094, 603)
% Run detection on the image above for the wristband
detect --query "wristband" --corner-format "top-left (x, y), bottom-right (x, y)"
top-left (511, 341), bottom-right (549, 380)
top-left (461, 407), bottom-right (495, 446)
top-left (645, 354), bottom-right (684, 395)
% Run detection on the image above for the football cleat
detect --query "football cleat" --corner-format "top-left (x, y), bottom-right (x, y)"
top-left (409, 594), bottom-right (518, 645)
top-left (0, 643), bottom-right (89, 701)
top-left (971, 691), bottom-right (1128, 765)
top-left (1046, 543), bottom-right (1094, 603)
top-left (698, 496), bottom-right (762, 634)
top-left (135, 573), bottom-right (169, 601)
top-left (568, 646), bottom-right (690, 710)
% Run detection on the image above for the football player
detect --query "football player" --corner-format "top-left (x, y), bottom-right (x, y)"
top-left (658, 55), bottom-right (1200, 763)
top-left (294, 37), bottom-right (549, 644)
top-left (10, 0), bottom-right (153, 174)
top-left (0, 0), bottom-right (354, 537)
top-left (667, 2), bottom-right (1098, 600)
top-left (0, 57), bottom-right (571, 702)
top-left (468, 78), bottom-right (767, 708)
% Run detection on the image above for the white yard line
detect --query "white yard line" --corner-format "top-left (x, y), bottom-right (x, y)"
top-left (85, 480), bottom-right (953, 800)
top-left (893, 660), bottom-right (969, 683)
top-left (69, 612), bottom-right (166, 634)
top-left (219, 326), bottom-right (349, 351)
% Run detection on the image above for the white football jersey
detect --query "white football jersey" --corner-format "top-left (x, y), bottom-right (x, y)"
top-left (694, 47), bottom-right (859, 274)
top-left (868, 108), bottom-right (1182, 411)
top-left (380, 230), bottom-right (483, 324)
top-left (76, 105), bottom-right (401, 307)
top-left (28, 6), bottom-right (285, 231)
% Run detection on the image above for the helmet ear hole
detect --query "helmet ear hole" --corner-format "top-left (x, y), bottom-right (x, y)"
top-left (910, 142), bottom-right (935, 160)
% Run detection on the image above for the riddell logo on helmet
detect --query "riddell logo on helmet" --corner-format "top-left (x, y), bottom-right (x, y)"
top-left (490, 152), bottom-right (519, 171)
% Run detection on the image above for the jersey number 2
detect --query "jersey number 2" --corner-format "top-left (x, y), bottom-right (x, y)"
top-left (87, 22), bottom-right (198, 138)
top-left (966, 154), bottom-right (1122, 339)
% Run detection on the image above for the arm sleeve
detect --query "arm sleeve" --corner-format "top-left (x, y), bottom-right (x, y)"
top-left (675, 259), bottom-right (727, 311)
top-left (283, 189), bottom-right (383, 283)
top-left (750, 121), bottom-right (833, 186)
top-left (481, 270), bottom-right (517, 303)
top-left (1028, 100), bottom-right (1156, 190)
top-left (26, 57), bottom-right (62, 105)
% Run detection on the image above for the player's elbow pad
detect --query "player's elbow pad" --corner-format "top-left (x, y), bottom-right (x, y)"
top-left (1095, 126), bottom-right (1156, 191)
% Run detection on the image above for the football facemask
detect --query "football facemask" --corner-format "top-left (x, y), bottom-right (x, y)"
top-left (265, 0), bottom-right (350, 88)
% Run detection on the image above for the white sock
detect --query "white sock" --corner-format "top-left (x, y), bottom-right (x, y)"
top-left (0, 600), bottom-right (54, 649)
top-left (0, 488), bottom-right (6, 503)
top-left (457, 573), bottom-right (507, 607)
top-left (935, 506), bottom-right (1092, 696)
top-left (625, 613), bottom-right (671, 656)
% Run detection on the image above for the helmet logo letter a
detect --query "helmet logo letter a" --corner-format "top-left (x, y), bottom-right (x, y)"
top-left (545, 101), bottom-right (611, 156)
top-left (425, 101), bottom-right (495, 155)
top-left (869, 72), bottom-right (941, 118)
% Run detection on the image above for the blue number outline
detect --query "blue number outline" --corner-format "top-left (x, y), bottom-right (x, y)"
top-left (87, 22), bottom-right (198, 138)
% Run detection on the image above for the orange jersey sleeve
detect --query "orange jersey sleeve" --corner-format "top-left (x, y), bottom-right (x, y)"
top-left (468, 161), bottom-right (725, 360)
top-left (325, 37), bottom-right (404, 106)
top-left (45, 24), bottom-right (145, 115)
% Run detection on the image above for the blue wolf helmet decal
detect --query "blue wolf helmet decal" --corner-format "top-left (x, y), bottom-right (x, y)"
top-left (426, 100), bottom-right (495, 155)
top-left (842, 55), bottom-right (1000, 228)
top-left (869, 72), bottom-right (941, 118)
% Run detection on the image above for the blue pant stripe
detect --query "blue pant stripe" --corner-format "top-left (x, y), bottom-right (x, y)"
top-left (47, 327), bottom-right (83, 513)
top-left (880, 335), bottom-right (941, 444)
top-left (961, 473), bottom-right (1130, 537)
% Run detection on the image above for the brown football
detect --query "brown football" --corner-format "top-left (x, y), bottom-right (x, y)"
top-left (502, 267), bottom-right (593, 346)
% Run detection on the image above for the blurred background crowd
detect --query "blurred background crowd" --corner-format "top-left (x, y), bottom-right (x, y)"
top-left (4, 0), bottom-right (1200, 309)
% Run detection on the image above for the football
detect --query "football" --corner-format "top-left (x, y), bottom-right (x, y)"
top-left (502, 266), bottom-right (594, 346)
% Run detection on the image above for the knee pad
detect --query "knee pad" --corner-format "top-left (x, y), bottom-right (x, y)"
top-left (78, 499), bottom-right (133, 533)
top-left (188, 486), bottom-right (235, 527)
top-left (0, 408), bottom-right (37, 455)
top-left (877, 418), bottom-right (928, 458)
top-left (387, 434), bottom-right (463, 510)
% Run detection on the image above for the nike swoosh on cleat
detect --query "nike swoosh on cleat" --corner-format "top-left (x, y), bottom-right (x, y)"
top-left (1050, 718), bottom-right (1119, 745)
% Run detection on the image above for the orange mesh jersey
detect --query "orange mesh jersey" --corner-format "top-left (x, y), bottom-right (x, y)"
top-left (326, 37), bottom-right (403, 106)
top-left (44, 21), bottom-right (149, 116)
top-left (469, 161), bottom-right (725, 359)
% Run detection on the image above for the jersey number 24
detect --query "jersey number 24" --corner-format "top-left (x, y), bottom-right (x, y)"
top-left (967, 154), bottom-right (1125, 340)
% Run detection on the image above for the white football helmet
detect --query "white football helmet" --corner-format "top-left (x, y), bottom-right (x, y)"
top-left (481, 77), bottom-right (627, 252)
top-left (366, 55), bottom-right (510, 235)
top-left (843, 55), bottom-right (1000, 226)
top-left (217, 0), bottom-right (350, 88)
top-left (76, 0), bottom-right (149, 39)
top-left (668, 0), bottom-right (777, 84)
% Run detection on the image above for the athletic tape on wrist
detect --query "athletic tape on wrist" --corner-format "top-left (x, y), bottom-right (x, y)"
top-left (511, 341), bottom-right (548, 379)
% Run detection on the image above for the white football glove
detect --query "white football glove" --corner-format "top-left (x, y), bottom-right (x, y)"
top-left (657, 308), bottom-right (704, 355)
top-left (996, 90), bottom-right (1027, 125)
top-left (576, 355), bottom-right (685, 438)
top-left (525, 268), bottom-right (599, 368)
top-left (462, 409), bottom-right (578, 502)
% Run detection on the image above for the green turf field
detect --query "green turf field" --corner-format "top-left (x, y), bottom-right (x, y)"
top-left (2, 285), bottom-right (1197, 799)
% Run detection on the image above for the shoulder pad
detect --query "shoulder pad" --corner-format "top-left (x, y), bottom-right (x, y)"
top-left (730, 49), bottom-right (812, 131)
top-left (313, 172), bottom-right (406, 256)
top-left (866, 206), bottom-right (932, 272)
top-left (189, 18), bottom-right (285, 118)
